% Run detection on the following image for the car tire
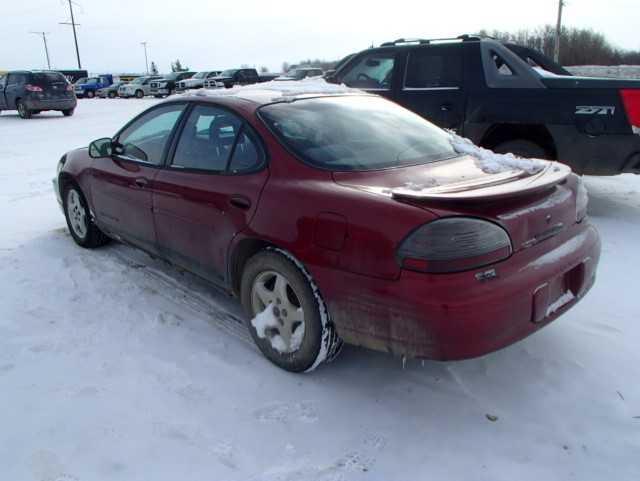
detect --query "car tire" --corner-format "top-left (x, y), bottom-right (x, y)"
top-left (62, 109), bottom-right (75, 117)
top-left (493, 139), bottom-right (551, 159)
top-left (86, 90), bottom-right (95, 99)
top-left (154, 95), bottom-right (163, 98)
top-left (108, 91), bottom-right (116, 99)
top-left (63, 183), bottom-right (110, 248)
top-left (135, 90), bottom-right (144, 99)
top-left (17, 100), bottom-right (32, 119)
top-left (240, 249), bottom-right (342, 372)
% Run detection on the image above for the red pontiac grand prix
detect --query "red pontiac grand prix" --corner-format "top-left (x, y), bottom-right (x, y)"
top-left (54, 83), bottom-right (601, 372)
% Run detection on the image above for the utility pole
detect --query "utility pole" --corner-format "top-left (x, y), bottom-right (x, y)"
top-left (554, 0), bottom-right (565, 63)
top-left (30, 31), bottom-right (51, 70)
top-left (141, 41), bottom-right (149, 74)
top-left (59, 0), bottom-right (82, 69)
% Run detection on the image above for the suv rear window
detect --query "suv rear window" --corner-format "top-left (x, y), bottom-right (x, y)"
top-left (404, 49), bottom-right (463, 89)
top-left (29, 72), bottom-right (68, 87)
top-left (260, 95), bottom-right (456, 171)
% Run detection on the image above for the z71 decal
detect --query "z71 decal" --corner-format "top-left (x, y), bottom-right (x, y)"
top-left (575, 106), bottom-right (616, 115)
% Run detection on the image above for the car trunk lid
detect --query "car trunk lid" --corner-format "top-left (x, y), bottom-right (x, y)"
top-left (333, 155), bottom-right (577, 254)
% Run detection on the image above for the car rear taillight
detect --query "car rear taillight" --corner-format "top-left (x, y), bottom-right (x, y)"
top-left (397, 217), bottom-right (512, 273)
top-left (25, 84), bottom-right (43, 92)
top-left (66, 84), bottom-right (74, 92)
top-left (620, 89), bottom-right (640, 134)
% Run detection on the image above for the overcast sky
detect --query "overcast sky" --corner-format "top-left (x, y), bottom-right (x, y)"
top-left (2, 0), bottom-right (638, 74)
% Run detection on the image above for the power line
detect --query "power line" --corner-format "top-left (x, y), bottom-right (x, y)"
top-left (59, 0), bottom-right (82, 69)
top-left (141, 41), bottom-right (149, 74)
top-left (554, 0), bottom-right (565, 63)
top-left (30, 31), bottom-right (51, 70)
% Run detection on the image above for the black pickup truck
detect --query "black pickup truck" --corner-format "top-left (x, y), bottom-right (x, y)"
top-left (204, 68), bottom-right (280, 89)
top-left (328, 35), bottom-right (640, 175)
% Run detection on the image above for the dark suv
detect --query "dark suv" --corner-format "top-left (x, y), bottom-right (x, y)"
top-left (328, 35), bottom-right (640, 175)
top-left (0, 70), bottom-right (77, 119)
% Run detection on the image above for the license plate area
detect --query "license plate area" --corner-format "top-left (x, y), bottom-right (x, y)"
top-left (531, 263), bottom-right (585, 323)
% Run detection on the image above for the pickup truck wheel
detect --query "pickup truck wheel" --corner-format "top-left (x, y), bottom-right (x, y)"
top-left (63, 183), bottom-right (110, 248)
top-left (493, 139), bottom-right (550, 160)
top-left (135, 90), bottom-right (144, 99)
top-left (108, 91), bottom-right (116, 99)
top-left (62, 109), bottom-right (75, 117)
top-left (86, 90), bottom-right (95, 99)
top-left (17, 100), bottom-right (32, 119)
top-left (241, 249), bottom-right (342, 372)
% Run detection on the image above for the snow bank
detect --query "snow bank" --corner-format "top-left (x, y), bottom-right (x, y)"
top-left (449, 132), bottom-right (546, 175)
top-left (186, 77), bottom-right (359, 102)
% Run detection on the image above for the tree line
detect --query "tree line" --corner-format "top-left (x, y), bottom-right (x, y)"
top-left (479, 25), bottom-right (640, 66)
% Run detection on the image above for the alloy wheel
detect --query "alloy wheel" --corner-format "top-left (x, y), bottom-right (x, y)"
top-left (66, 189), bottom-right (88, 239)
top-left (251, 270), bottom-right (306, 354)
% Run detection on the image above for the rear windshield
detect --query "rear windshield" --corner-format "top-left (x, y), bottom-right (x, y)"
top-left (30, 72), bottom-right (68, 87)
top-left (259, 95), bottom-right (457, 171)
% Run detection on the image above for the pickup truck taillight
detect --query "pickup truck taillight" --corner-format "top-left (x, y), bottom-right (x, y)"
top-left (66, 84), bottom-right (74, 91)
top-left (24, 84), bottom-right (43, 92)
top-left (620, 89), bottom-right (640, 134)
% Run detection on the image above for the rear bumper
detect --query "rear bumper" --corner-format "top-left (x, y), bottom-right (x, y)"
top-left (25, 98), bottom-right (76, 111)
top-left (310, 221), bottom-right (601, 360)
top-left (150, 88), bottom-right (170, 95)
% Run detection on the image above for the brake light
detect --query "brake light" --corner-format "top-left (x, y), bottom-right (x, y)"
top-left (621, 89), bottom-right (640, 134)
top-left (66, 84), bottom-right (74, 92)
top-left (397, 217), bottom-right (512, 274)
top-left (25, 84), bottom-right (43, 92)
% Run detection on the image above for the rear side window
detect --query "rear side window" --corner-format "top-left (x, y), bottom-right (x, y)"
top-left (491, 52), bottom-right (515, 76)
top-left (404, 50), bottom-right (463, 89)
top-left (172, 104), bottom-right (263, 173)
top-left (7, 74), bottom-right (26, 86)
top-left (340, 52), bottom-right (395, 90)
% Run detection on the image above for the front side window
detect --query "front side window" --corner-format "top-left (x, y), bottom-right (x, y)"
top-left (491, 52), bottom-right (515, 76)
top-left (172, 104), bottom-right (263, 173)
top-left (404, 49), bottom-right (463, 89)
top-left (340, 53), bottom-right (395, 90)
top-left (260, 95), bottom-right (457, 171)
top-left (116, 104), bottom-right (186, 165)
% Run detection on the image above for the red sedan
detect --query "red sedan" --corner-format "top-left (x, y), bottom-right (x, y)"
top-left (54, 85), bottom-right (600, 372)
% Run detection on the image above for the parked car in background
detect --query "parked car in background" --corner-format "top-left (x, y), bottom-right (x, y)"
top-left (328, 34), bottom-right (640, 175)
top-left (150, 71), bottom-right (196, 97)
top-left (53, 86), bottom-right (600, 372)
top-left (275, 67), bottom-right (324, 81)
top-left (118, 76), bottom-right (163, 98)
top-left (75, 74), bottom-right (114, 98)
top-left (175, 71), bottom-right (221, 91)
top-left (97, 81), bottom-right (126, 99)
top-left (204, 68), bottom-right (276, 89)
top-left (0, 70), bottom-right (76, 118)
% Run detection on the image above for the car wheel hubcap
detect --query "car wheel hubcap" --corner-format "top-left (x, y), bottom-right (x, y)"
top-left (67, 189), bottom-right (87, 239)
top-left (251, 270), bottom-right (305, 354)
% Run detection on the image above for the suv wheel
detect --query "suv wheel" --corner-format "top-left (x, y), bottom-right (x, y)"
top-left (493, 139), bottom-right (551, 159)
top-left (135, 90), bottom-right (144, 99)
top-left (241, 249), bottom-right (342, 372)
top-left (62, 109), bottom-right (75, 117)
top-left (108, 91), bottom-right (116, 99)
top-left (17, 100), bottom-right (32, 119)
top-left (86, 90), bottom-right (95, 99)
top-left (63, 183), bottom-right (110, 248)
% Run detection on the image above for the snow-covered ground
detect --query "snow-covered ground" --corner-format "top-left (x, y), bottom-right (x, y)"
top-left (566, 65), bottom-right (640, 79)
top-left (1, 99), bottom-right (639, 481)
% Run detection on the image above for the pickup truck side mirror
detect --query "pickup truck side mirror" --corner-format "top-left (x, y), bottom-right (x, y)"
top-left (88, 137), bottom-right (113, 158)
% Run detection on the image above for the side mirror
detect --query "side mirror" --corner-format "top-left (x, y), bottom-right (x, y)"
top-left (88, 137), bottom-right (113, 158)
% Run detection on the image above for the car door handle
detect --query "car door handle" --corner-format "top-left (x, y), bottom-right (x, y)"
top-left (135, 178), bottom-right (148, 188)
top-left (229, 195), bottom-right (251, 210)
top-left (440, 103), bottom-right (453, 112)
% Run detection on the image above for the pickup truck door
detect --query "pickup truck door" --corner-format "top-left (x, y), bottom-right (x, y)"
top-left (335, 50), bottom-right (402, 102)
top-left (394, 45), bottom-right (466, 131)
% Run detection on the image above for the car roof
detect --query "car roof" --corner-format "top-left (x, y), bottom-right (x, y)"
top-left (169, 79), bottom-right (368, 108)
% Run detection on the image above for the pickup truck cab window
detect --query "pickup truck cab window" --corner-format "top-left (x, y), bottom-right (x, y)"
top-left (341, 53), bottom-right (395, 91)
top-left (116, 104), bottom-right (186, 165)
top-left (404, 49), bottom-right (463, 89)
